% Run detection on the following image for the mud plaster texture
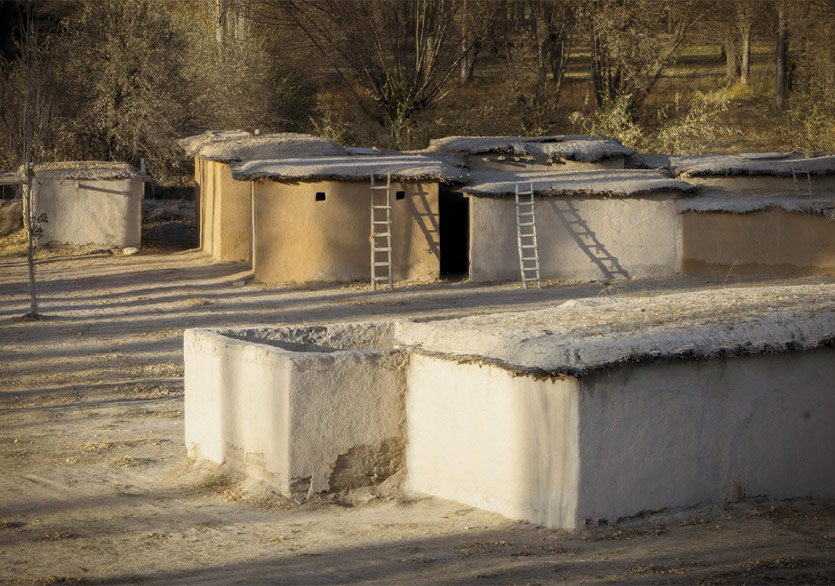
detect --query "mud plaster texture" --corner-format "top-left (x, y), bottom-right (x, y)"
top-left (253, 179), bottom-right (440, 283)
top-left (682, 208), bottom-right (835, 276)
top-left (184, 323), bottom-right (406, 497)
top-left (194, 158), bottom-right (251, 262)
top-left (2, 246), bottom-right (835, 584)
top-left (30, 176), bottom-right (143, 247)
top-left (468, 194), bottom-right (683, 282)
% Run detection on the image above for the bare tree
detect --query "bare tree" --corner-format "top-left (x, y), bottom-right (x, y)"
top-left (775, 0), bottom-right (789, 109)
top-left (457, 0), bottom-right (502, 86)
top-left (585, 0), bottom-right (714, 113)
top-left (265, 0), bottom-right (472, 143)
top-left (504, 0), bottom-right (578, 133)
top-left (18, 0), bottom-right (44, 319)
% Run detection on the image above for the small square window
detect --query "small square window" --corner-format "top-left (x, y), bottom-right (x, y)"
top-left (395, 191), bottom-right (406, 200)
top-left (315, 192), bottom-right (326, 202)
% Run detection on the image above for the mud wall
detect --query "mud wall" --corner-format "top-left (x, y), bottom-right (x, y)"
top-left (184, 325), bottom-right (407, 498)
top-left (682, 209), bottom-right (835, 275)
top-left (405, 347), bottom-right (835, 529)
top-left (31, 177), bottom-right (141, 247)
top-left (253, 180), bottom-right (439, 283)
top-left (468, 195), bottom-right (682, 282)
top-left (195, 158), bottom-right (251, 262)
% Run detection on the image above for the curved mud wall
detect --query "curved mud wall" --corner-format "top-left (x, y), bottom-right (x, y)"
top-left (31, 177), bottom-right (141, 247)
top-left (469, 195), bottom-right (682, 282)
top-left (194, 158), bottom-right (251, 262)
top-left (253, 180), bottom-right (439, 283)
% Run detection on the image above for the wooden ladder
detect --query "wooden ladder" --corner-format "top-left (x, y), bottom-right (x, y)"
top-left (370, 174), bottom-right (394, 291)
top-left (792, 167), bottom-right (812, 197)
top-left (515, 182), bottom-right (541, 289)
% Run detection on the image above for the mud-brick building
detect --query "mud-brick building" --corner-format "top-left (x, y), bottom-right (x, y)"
top-left (228, 152), bottom-right (466, 284)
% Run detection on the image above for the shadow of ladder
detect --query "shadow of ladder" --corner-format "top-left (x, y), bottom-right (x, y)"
top-left (515, 183), bottom-right (541, 289)
top-left (370, 173), bottom-right (394, 291)
top-left (550, 199), bottom-right (630, 280)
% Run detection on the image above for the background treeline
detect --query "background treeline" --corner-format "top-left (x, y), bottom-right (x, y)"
top-left (2, 0), bottom-right (835, 186)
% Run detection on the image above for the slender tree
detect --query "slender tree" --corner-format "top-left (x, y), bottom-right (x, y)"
top-left (19, 0), bottom-right (42, 319)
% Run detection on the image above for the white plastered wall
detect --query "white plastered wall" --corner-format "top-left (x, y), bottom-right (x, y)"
top-left (576, 348), bottom-right (835, 524)
top-left (468, 195), bottom-right (682, 282)
top-left (184, 328), bottom-right (407, 497)
top-left (405, 347), bottom-right (835, 529)
top-left (31, 177), bottom-right (142, 247)
top-left (405, 354), bottom-right (582, 529)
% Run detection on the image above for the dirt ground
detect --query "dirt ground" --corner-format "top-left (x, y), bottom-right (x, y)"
top-left (2, 224), bottom-right (835, 584)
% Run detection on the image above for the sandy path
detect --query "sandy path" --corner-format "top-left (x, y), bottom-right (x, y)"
top-left (1, 250), bottom-right (834, 585)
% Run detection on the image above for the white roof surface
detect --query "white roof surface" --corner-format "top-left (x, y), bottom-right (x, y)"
top-left (28, 161), bottom-right (147, 181)
top-left (394, 283), bottom-right (835, 377)
top-left (179, 131), bottom-right (345, 162)
top-left (670, 153), bottom-right (835, 177)
top-left (459, 169), bottom-right (693, 197)
top-left (427, 135), bottom-right (633, 162)
top-left (229, 153), bottom-right (467, 183)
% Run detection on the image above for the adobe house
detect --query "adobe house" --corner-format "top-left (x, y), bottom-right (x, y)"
top-left (227, 152), bottom-right (466, 283)
top-left (179, 131), bottom-right (345, 263)
top-left (22, 161), bottom-right (147, 248)
top-left (666, 153), bottom-right (835, 276)
top-left (458, 169), bottom-right (693, 282)
top-left (184, 284), bottom-right (835, 528)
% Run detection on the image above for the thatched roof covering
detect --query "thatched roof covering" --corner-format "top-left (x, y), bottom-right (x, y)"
top-left (0, 171), bottom-right (22, 186)
top-left (625, 152), bottom-right (671, 170)
top-left (680, 195), bottom-right (835, 219)
top-left (458, 169), bottom-right (693, 198)
top-left (670, 152), bottom-right (835, 178)
top-left (394, 283), bottom-right (835, 378)
top-left (427, 135), bottom-right (633, 162)
top-left (25, 161), bottom-right (148, 181)
top-left (178, 131), bottom-right (345, 162)
top-left (229, 153), bottom-right (468, 183)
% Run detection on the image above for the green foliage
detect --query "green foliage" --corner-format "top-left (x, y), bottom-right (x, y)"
top-left (651, 93), bottom-right (731, 155)
top-left (60, 0), bottom-right (194, 181)
top-left (570, 94), bottom-right (644, 149)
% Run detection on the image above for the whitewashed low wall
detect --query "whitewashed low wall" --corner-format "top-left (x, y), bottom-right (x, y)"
top-left (468, 195), bottom-right (682, 282)
top-left (405, 347), bottom-right (835, 529)
top-left (184, 323), bottom-right (407, 497)
top-left (31, 177), bottom-right (142, 247)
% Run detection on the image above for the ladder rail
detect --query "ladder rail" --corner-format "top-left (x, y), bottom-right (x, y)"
top-left (515, 182), bottom-right (541, 289)
top-left (370, 173), bottom-right (394, 291)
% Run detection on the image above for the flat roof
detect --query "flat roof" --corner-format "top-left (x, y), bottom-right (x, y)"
top-left (670, 153), bottom-right (835, 178)
top-left (427, 135), bottom-right (633, 162)
top-left (30, 161), bottom-right (148, 181)
top-left (229, 153), bottom-right (468, 183)
top-left (458, 169), bottom-right (693, 198)
top-left (394, 283), bottom-right (835, 377)
top-left (178, 131), bottom-right (345, 163)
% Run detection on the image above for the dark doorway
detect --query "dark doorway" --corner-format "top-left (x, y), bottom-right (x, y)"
top-left (439, 188), bottom-right (469, 278)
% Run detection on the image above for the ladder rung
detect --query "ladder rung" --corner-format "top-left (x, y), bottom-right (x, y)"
top-left (520, 244), bottom-right (537, 248)
top-left (518, 212), bottom-right (535, 217)
top-left (373, 275), bottom-right (391, 280)
top-left (372, 205), bottom-right (391, 209)
top-left (518, 221), bottom-right (535, 227)
top-left (372, 247), bottom-right (392, 252)
top-left (373, 262), bottom-right (391, 267)
top-left (370, 186), bottom-right (390, 191)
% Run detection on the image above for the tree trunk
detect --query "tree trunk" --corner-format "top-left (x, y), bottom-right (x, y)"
top-left (215, 0), bottom-right (228, 46)
top-left (459, 36), bottom-right (478, 85)
top-left (740, 25), bottom-right (751, 85)
top-left (776, 4), bottom-right (788, 109)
